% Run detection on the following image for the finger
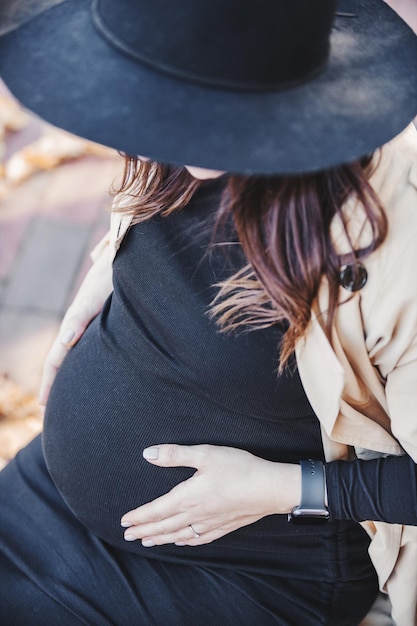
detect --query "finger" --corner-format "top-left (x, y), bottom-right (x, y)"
top-left (134, 526), bottom-right (230, 548)
top-left (59, 327), bottom-right (76, 347)
top-left (38, 338), bottom-right (69, 404)
top-left (38, 378), bottom-right (53, 407)
top-left (39, 355), bottom-right (62, 406)
top-left (142, 443), bottom-right (210, 469)
top-left (58, 312), bottom-right (92, 347)
top-left (174, 527), bottom-right (226, 546)
top-left (140, 524), bottom-right (208, 547)
top-left (122, 512), bottom-right (189, 540)
top-left (123, 508), bottom-right (263, 546)
top-left (38, 313), bottom-right (93, 404)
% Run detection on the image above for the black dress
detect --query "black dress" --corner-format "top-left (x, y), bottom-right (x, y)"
top-left (0, 179), bottom-right (378, 625)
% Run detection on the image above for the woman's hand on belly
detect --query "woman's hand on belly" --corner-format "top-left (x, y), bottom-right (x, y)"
top-left (120, 444), bottom-right (301, 547)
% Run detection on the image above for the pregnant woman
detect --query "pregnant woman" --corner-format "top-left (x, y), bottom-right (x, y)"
top-left (1, 1), bottom-right (417, 624)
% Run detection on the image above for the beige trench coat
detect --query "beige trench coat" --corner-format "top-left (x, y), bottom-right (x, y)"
top-left (90, 123), bottom-right (417, 625)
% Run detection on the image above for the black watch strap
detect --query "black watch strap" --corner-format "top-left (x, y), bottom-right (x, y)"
top-left (288, 459), bottom-right (330, 524)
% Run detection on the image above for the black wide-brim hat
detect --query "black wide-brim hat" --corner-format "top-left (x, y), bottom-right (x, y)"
top-left (0, 0), bottom-right (417, 174)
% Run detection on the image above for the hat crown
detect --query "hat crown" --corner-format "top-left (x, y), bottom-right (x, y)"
top-left (2, 0), bottom-right (417, 174)
top-left (93, 0), bottom-right (337, 89)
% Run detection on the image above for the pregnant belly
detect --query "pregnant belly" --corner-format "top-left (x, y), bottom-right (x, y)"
top-left (42, 315), bottom-right (327, 570)
top-left (42, 321), bottom-right (207, 549)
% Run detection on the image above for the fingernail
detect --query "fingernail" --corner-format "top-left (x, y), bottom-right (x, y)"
top-left (61, 329), bottom-right (75, 345)
top-left (120, 520), bottom-right (132, 528)
top-left (143, 446), bottom-right (159, 460)
top-left (142, 539), bottom-right (155, 547)
top-left (124, 533), bottom-right (137, 542)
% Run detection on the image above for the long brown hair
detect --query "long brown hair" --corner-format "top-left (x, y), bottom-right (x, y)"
top-left (113, 155), bottom-right (387, 369)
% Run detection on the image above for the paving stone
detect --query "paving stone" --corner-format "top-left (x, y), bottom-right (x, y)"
top-left (0, 310), bottom-right (60, 393)
top-left (0, 212), bottom-right (32, 278)
top-left (0, 172), bottom-right (49, 218)
top-left (2, 217), bottom-right (90, 315)
top-left (38, 156), bottom-right (121, 223)
top-left (3, 116), bottom-right (44, 161)
top-left (66, 212), bottom-right (111, 306)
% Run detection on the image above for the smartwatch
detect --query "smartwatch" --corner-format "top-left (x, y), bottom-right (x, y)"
top-left (288, 459), bottom-right (330, 525)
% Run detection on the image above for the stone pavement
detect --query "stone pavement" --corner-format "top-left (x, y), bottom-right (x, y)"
top-left (0, 110), bottom-right (122, 396)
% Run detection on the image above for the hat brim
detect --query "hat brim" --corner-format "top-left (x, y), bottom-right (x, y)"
top-left (0, 0), bottom-right (416, 174)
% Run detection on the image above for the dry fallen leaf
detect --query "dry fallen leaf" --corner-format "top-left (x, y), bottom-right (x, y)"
top-left (0, 96), bottom-right (116, 189)
top-left (0, 94), bottom-right (30, 134)
top-left (4, 128), bottom-right (116, 185)
top-left (0, 376), bottom-right (43, 466)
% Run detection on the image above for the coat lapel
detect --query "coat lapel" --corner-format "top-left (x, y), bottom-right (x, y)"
top-left (296, 281), bottom-right (403, 456)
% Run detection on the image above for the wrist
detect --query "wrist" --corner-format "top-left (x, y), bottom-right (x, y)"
top-left (268, 461), bottom-right (302, 515)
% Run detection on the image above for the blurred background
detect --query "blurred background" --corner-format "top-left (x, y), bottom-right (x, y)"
top-left (0, 80), bottom-right (122, 467)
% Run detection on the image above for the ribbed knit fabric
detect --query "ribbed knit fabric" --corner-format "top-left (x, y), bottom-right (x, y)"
top-left (326, 455), bottom-right (417, 524)
top-left (43, 178), bottom-right (373, 582)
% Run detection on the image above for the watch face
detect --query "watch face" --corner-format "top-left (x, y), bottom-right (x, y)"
top-left (288, 508), bottom-right (330, 525)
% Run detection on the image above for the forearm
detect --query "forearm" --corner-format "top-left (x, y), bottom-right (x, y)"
top-left (326, 454), bottom-right (417, 524)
